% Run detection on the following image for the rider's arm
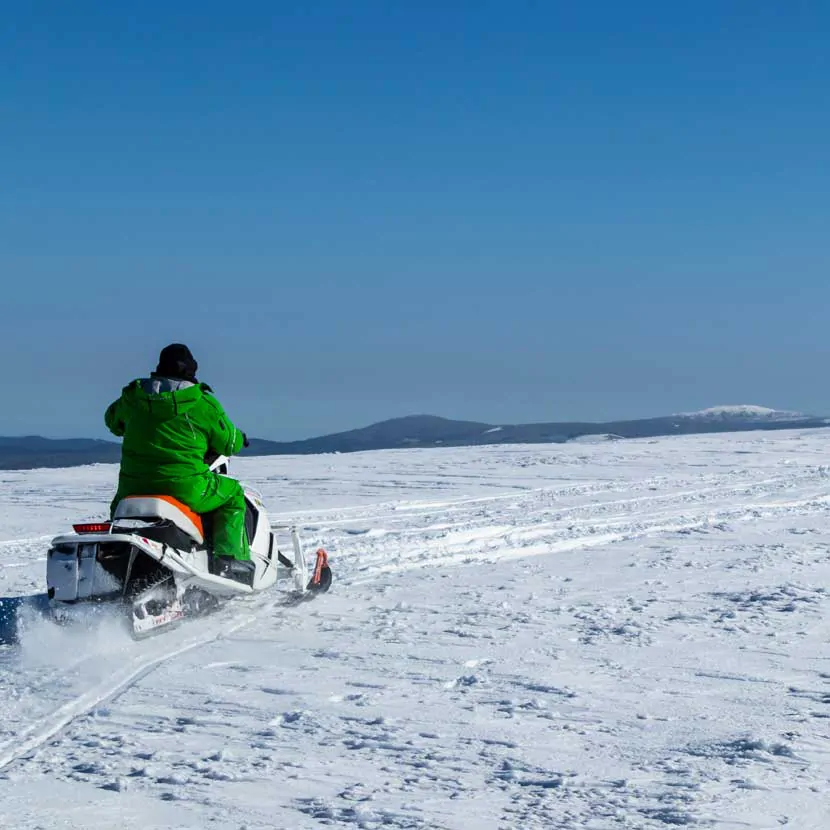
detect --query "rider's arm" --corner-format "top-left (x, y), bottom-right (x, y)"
top-left (203, 392), bottom-right (246, 457)
top-left (104, 390), bottom-right (129, 437)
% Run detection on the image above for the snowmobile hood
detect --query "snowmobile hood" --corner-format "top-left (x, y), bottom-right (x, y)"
top-left (126, 377), bottom-right (208, 420)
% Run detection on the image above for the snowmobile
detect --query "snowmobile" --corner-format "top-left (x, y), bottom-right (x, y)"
top-left (45, 455), bottom-right (332, 637)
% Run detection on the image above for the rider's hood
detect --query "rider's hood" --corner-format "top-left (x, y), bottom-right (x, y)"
top-left (142, 377), bottom-right (195, 394)
top-left (129, 377), bottom-right (205, 419)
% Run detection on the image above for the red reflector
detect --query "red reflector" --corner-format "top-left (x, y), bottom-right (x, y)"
top-left (72, 522), bottom-right (112, 534)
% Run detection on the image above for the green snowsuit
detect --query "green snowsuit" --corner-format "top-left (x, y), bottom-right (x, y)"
top-left (105, 378), bottom-right (249, 560)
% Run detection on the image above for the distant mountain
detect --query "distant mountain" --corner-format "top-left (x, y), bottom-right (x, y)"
top-left (244, 415), bottom-right (496, 456)
top-left (2, 406), bottom-right (827, 470)
top-left (243, 405), bottom-right (830, 457)
top-left (0, 436), bottom-right (122, 470)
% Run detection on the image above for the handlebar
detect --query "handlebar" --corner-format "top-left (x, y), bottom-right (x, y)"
top-left (206, 453), bottom-right (230, 474)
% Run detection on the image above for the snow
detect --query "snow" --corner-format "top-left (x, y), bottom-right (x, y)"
top-left (483, 426), bottom-right (504, 434)
top-left (2, 430), bottom-right (830, 828)
top-left (567, 433), bottom-right (622, 443)
top-left (678, 404), bottom-right (810, 421)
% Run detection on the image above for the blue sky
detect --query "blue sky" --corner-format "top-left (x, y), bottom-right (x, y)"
top-left (2, 1), bottom-right (829, 440)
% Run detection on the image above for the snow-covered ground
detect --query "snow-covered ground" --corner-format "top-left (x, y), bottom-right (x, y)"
top-left (1, 430), bottom-right (830, 829)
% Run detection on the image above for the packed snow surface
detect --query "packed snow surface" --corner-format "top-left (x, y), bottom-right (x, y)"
top-left (567, 433), bottom-right (622, 444)
top-left (1, 430), bottom-right (830, 828)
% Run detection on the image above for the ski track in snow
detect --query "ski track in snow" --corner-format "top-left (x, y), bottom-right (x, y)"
top-left (0, 431), bottom-right (830, 827)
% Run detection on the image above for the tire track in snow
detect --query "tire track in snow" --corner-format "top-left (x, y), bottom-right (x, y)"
top-left (327, 480), bottom-right (830, 580)
top-left (294, 469), bottom-right (827, 537)
top-left (267, 473), bottom-right (690, 525)
top-left (0, 608), bottom-right (266, 773)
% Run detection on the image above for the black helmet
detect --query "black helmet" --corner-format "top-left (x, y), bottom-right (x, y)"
top-left (154, 343), bottom-right (198, 382)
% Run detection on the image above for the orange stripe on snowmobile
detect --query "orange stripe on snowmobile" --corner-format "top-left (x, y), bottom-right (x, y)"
top-left (128, 494), bottom-right (205, 537)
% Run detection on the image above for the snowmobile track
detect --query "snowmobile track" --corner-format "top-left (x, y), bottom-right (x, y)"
top-left (0, 611), bottom-right (259, 773)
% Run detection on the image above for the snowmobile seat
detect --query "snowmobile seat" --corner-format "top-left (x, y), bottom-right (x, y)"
top-left (113, 495), bottom-right (205, 544)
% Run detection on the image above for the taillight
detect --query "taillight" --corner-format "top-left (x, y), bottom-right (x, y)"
top-left (72, 522), bottom-right (112, 534)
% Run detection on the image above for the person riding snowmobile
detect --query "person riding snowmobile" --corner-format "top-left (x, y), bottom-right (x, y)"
top-left (104, 343), bottom-right (253, 582)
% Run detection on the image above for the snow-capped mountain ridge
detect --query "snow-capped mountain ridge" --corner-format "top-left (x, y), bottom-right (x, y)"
top-left (677, 405), bottom-right (810, 422)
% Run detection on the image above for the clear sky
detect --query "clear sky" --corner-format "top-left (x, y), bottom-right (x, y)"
top-left (3, 1), bottom-right (829, 440)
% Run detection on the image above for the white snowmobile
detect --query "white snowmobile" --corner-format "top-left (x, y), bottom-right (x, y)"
top-left (46, 455), bottom-right (332, 637)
